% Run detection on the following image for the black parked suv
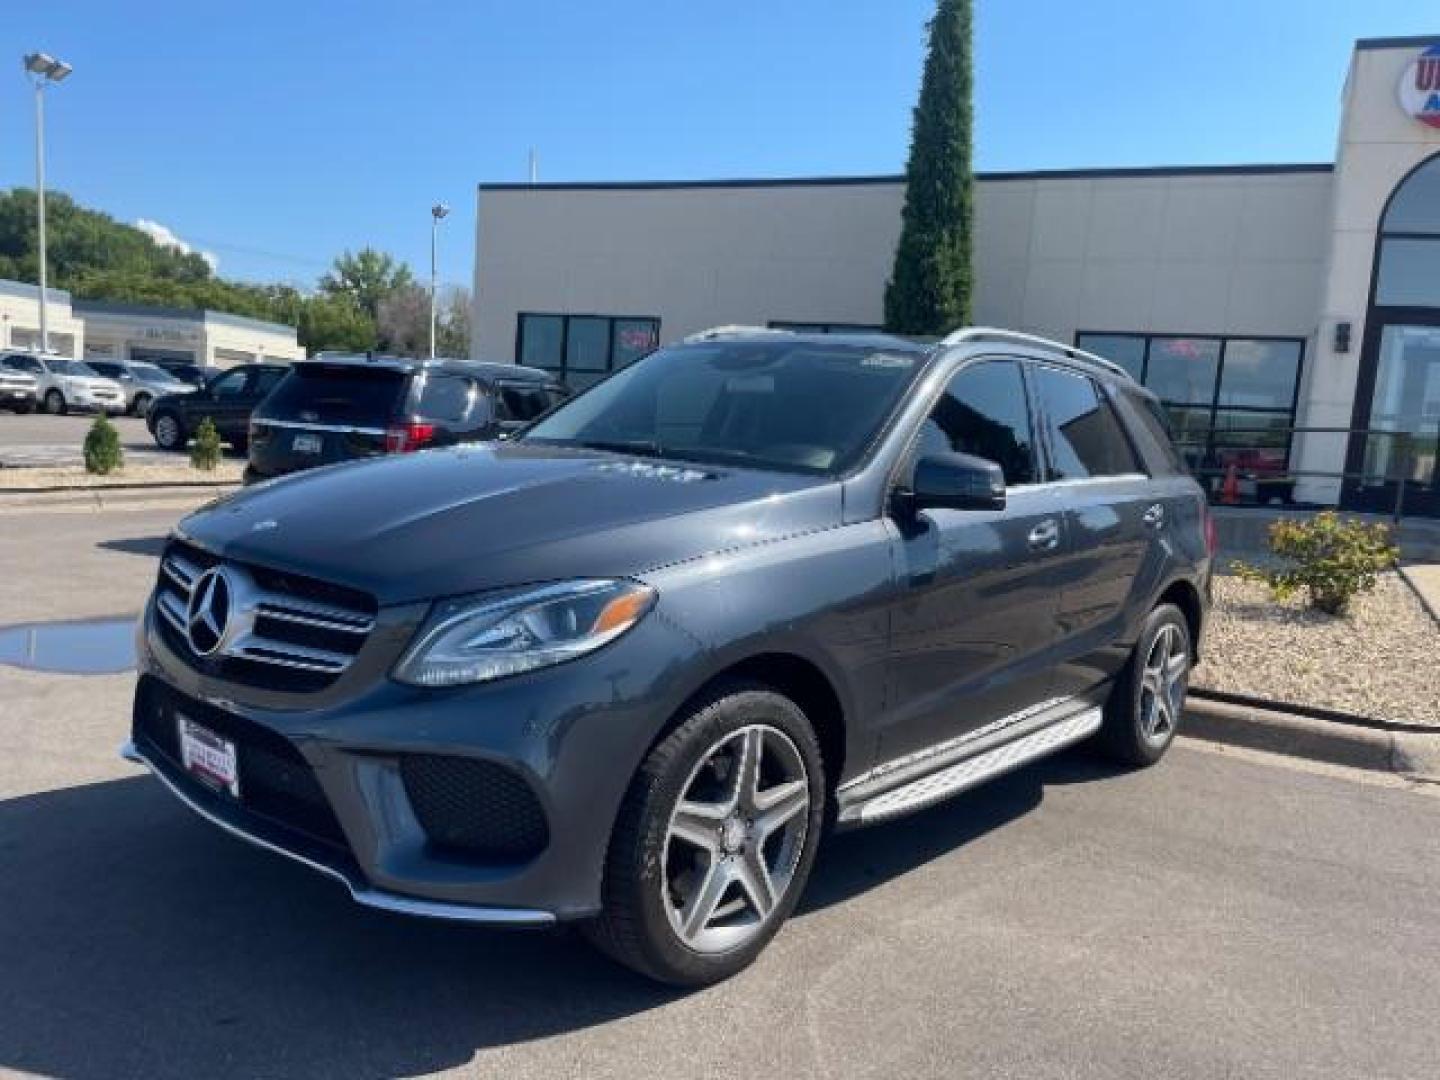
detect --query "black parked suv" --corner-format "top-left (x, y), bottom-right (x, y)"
top-left (244, 356), bottom-right (567, 483)
top-left (147, 363), bottom-right (290, 452)
top-left (124, 327), bottom-right (1212, 986)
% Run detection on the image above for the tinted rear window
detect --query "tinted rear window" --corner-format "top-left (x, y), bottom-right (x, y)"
top-left (1116, 388), bottom-right (1185, 476)
top-left (496, 383), bottom-right (566, 422)
top-left (262, 365), bottom-right (406, 425)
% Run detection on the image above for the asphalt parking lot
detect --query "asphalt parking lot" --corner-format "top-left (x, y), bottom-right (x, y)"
top-left (2, 504), bottom-right (1439, 1079)
top-left (0, 412), bottom-right (169, 468)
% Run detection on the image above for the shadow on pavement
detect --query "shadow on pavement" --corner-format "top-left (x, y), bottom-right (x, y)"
top-left (800, 749), bottom-right (1124, 915)
top-left (96, 536), bottom-right (167, 558)
top-left (0, 751), bottom-right (1125, 1078)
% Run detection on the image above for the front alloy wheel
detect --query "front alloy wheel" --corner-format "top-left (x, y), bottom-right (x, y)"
top-left (585, 681), bottom-right (825, 986)
top-left (43, 389), bottom-right (65, 415)
top-left (662, 725), bottom-right (811, 954)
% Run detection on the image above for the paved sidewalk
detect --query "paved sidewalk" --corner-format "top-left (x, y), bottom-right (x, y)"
top-left (1401, 563), bottom-right (1440, 624)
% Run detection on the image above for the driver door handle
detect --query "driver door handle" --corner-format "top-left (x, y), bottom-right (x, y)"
top-left (1027, 518), bottom-right (1060, 551)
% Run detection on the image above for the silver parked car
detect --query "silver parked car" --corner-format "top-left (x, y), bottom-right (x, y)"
top-left (0, 353), bottom-right (126, 415)
top-left (0, 365), bottom-right (37, 413)
top-left (85, 359), bottom-right (194, 418)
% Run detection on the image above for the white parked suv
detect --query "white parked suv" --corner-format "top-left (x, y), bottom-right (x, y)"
top-left (0, 353), bottom-right (126, 416)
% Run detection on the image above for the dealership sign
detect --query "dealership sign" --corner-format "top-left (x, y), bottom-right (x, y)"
top-left (1398, 45), bottom-right (1440, 130)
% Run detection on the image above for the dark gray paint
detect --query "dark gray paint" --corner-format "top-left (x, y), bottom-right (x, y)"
top-left (133, 336), bottom-right (1212, 921)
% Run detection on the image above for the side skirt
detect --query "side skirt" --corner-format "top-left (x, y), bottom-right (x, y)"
top-left (836, 703), bottom-right (1104, 827)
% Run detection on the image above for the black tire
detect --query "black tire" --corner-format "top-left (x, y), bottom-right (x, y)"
top-left (1096, 603), bottom-right (1192, 767)
top-left (584, 680), bottom-right (826, 987)
top-left (151, 411), bottom-right (186, 451)
top-left (132, 393), bottom-right (152, 418)
top-left (43, 389), bottom-right (66, 416)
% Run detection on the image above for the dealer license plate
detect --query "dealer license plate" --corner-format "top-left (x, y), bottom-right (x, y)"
top-left (292, 433), bottom-right (323, 455)
top-left (178, 716), bottom-right (240, 798)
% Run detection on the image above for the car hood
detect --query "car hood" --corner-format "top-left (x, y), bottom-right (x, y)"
top-left (179, 443), bottom-right (843, 605)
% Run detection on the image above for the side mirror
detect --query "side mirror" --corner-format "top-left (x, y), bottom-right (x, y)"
top-left (908, 452), bottom-right (1006, 513)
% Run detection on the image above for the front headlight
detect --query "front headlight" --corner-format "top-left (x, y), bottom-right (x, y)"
top-left (393, 579), bottom-right (656, 688)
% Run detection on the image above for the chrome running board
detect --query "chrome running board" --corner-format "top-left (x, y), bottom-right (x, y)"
top-left (850, 707), bottom-right (1103, 825)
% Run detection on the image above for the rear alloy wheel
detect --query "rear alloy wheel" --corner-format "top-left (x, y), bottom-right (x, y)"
top-left (43, 389), bottom-right (65, 416)
top-left (585, 682), bottom-right (825, 986)
top-left (152, 412), bottom-right (184, 451)
top-left (1097, 603), bottom-right (1191, 766)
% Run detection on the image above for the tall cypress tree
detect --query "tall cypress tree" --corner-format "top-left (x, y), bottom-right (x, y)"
top-left (884, 0), bottom-right (974, 335)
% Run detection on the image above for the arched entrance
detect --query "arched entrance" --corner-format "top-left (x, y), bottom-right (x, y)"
top-left (1345, 152), bottom-right (1440, 516)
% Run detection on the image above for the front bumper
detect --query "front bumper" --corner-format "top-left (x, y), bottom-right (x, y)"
top-left (121, 737), bottom-right (554, 925)
top-left (127, 592), bottom-right (688, 923)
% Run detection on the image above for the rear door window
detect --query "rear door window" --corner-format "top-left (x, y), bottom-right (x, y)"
top-left (415, 374), bottom-right (483, 424)
top-left (262, 365), bottom-right (407, 427)
top-left (1115, 388), bottom-right (1185, 476)
top-left (1032, 366), bottom-right (1141, 480)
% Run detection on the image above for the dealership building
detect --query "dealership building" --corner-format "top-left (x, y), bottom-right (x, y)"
top-left (0, 281), bottom-right (303, 370)
top-left (473, 35), bottom-right (1440, 516)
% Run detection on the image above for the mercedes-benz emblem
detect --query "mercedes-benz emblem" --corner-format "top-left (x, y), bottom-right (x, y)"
top-left (185, 567), bottom-right (233, 657)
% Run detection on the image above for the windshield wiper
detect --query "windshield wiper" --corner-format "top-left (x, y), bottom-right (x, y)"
top-left (570, 438), bottom-right (668, 459)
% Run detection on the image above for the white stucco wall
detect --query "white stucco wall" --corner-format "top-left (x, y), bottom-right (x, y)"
top-left (473, 168), bottom-right (1331, 363)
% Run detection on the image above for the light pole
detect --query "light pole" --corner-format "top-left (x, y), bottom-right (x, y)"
top-left (429, 203), bottom-right (450, 359)
top-left (23, 52), bottom-right (73, 356)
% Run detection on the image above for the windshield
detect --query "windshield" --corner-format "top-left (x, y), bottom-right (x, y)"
top-left (50, 360), bottom-right (99, 377)
top-left (522, 340), bottom-right (927, 475)
top-left (262, 364), bottom-right (407, 425)
top-left (130, 363), bottom-right (174, 384)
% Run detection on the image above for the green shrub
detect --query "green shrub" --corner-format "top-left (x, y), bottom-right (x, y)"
top-left (83, 413), bottom-right (124, 475)
top-left (1233, 511), bottom-right (1398, 616)
top-left (190, 416), bottom-right (222, 472)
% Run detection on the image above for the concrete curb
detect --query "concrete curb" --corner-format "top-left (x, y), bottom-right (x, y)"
top-left (1398, 565), bottom-right (1440, 628)
top-left (1183, 695), bottom-right (1440, 782)
top-left (0, 484), bottom-right (237, 515)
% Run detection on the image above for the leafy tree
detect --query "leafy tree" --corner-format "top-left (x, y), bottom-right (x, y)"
top-left (298, 294), bottom-right (377, 353)
top-left (884, 0), bottom-right (974, 336)
top-left (319, 248), bottom-right (415, 320)
top-left (376, 283), bottom-right (430, 357)
top-left (437, 286), bottom-right (473, 359)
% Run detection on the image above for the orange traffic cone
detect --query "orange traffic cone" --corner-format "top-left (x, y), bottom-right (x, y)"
top-left (1221, 462), bottom-right (1240, 505)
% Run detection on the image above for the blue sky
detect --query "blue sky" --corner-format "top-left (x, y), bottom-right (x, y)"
top-left (1, 1), bottom-right (1434, 290)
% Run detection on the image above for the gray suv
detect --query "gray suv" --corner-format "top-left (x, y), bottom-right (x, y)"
top-left (124, 327), bottom-right (1212, 985)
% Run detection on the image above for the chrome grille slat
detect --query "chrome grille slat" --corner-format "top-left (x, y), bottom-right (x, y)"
top-left (230, 636), bottom-right (351, 673)
top-left (154, 546), bottom-right (375, 687)
top-left (163, 555), bottom-right (200, 592)
top-left (254, 600), bottom-right (374, 633)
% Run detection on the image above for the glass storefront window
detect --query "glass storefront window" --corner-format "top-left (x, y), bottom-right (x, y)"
top-left (564, 317), bottom-right (610, 372)
top-left (1375, 238), bottom-right (1440, 308)
top-left (1145, 337), bottom-right (1221, 405)
top-left (1216, 340), bottom-right (1301, 410)
top-left (1382, 155), bottom-right (1440, 235)
top-left (519, 315), bottom-right (564, 372)
top-left (517, 314), bottom-right (661, 386)
top-left (1076, 334), bottom-right (1145, 381)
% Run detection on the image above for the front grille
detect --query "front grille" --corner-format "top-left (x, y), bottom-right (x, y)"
top-left (133, 675), bottom-right (349, 850)
top-left (154, 539), bottom-right (376, 692)
top-left (400, 754), bottom-right (549, 863)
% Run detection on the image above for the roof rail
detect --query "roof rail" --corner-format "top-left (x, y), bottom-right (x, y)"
top-left (938, 326), bottom-right (1135, 382)
top-left (681, 325), bottom-right (793, 344)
